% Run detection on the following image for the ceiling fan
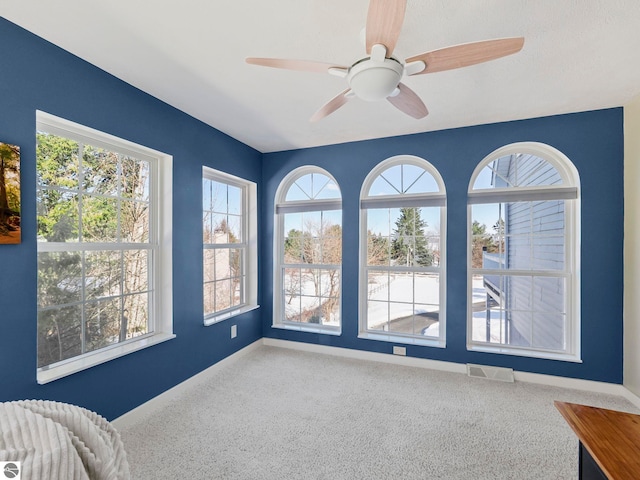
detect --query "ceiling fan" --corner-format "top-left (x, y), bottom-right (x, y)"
top-left (246, 0), bottom-right (524, 122)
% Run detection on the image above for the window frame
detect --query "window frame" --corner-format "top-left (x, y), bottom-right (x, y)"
top-left (467, 141), bottom-right (581, 362)
top-left (273, 166), bottom-right (342, 335)
top-left (202, 167), bottom-right (258, 325)
top-left (36, 111), bottom-right (174, 384)
top-left (358, 155), bottom-right (447, 347)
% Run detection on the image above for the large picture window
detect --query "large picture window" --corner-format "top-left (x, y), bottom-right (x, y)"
top-left (359, 156), bottom-right (446, 346)
top-left (468, 142), bottom-right (580, 361)
top-left (36, 111), bottom-right (173, 383)
top-left (203, 167), bottom-right (257, 324)
top-left (273, 167), bottom-right (342, 334)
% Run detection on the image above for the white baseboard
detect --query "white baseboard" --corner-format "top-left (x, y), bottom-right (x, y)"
top-left (262, 338), bottom-right (467, 373)
top-left (264, 338), bottom-right (640, 407)
top-left (112, 339), bottom-right (262, 429)
top-left (113, 337), bottom-right (640, 428)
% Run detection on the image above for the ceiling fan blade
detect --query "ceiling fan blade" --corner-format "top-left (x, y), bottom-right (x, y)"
top-left (387, 83), bottom-right (428, 119)
top-left (366, 0), bottom-right (407, 57)
top-left (310, 89), bottom-right (352, 122)
top-left (406, 37), bottom-right (525, 75)
top-left (246, 57), bottom-right (347, 74)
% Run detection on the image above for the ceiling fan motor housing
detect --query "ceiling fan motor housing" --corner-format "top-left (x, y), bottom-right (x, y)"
top-left (347, 57), bottom-right (403, 101)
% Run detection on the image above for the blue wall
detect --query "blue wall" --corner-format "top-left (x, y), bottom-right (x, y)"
top-left (0, 18), bottom-right (263, 420)
top-left (262, 108), bottom-right (624, 383)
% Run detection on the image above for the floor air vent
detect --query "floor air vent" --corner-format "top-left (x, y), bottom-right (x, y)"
top-left (467, 364), bottom-right (515, 383)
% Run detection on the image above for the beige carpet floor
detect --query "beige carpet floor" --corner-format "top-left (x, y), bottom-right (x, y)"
top-left (117, 346), bottom-right (638, 479)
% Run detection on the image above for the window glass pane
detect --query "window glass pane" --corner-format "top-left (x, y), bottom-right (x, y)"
top-left (123, 250), bottom-right (149, 294)
top-left (203, 178), bottom-right (212, 211)
top-left (472, 154), bottom-right (563, 190)
top-left (215, 248), bottom-right (232, 280)
top-left (210, 213), bottom-right (229, 244)
top-left (121, 157), bottom-right (150, 201)
top-left (367, 208), bottom-right (393, 236)
top-left (123, 292), bottom-right (149, 339)
top-left (414, 273), bottom-right (439, 305)
top-left (300, 296), bottom-right (321, 324)
top-left (285, 173), bottom-right (340, 201)
top-left (121, 200), bottom-right (149, 243)
top-left (403, 165), bottom-right (439, 194)
top-left (82, 145), bottom-right (118, 196)
top-left (208, 180), bottom-right (226, 214)
top-left (471, 204), bottom-right (504, 270)
top-left (203, 249), bottom-right (215, 282)
top-left (229, 248), bottom-right (243, 280)
top-left (302, 211), bottom-right (322, 233)
top-left (82, 195), bottom-right (118, 242)
top-left (315, 179), bottom-right (340, 199)
top-left (472, 202), bottom-right (565, 271)
top-left (531, 313), bottom-right (565, 351)
top-left (367, 163), bottom-right (440, 197)
top-left (227, 214), bottom-right (242, 243)
top-left (85, 251), bottom-right (121, 300)
top-left (284, 212), bottom-right (303, 240)
top-left (284, 228), bottom-right (304, 263)
top-left (284, 182), bottom-right (308, 202)
top-left (367, 233), bottom-right (390, 266)
top-left (413, 304), bottom-right (438, 336)
top-left (85, 298), bottom-right (121, 353)
top-left (470, 274), bottom-right (566, 351)
top-left (285, 295), bottom-right (302, 323)
top-left (36, 133), bottom-right (79, 190)
top-left (367, 300), bottom-right (388, 331)
top-left (203, 211), bottom-right (213, 243)
top-left (367, 270), bottom-right (390, 300)
top-left (389, 302), bottom-right (412, 331)
top-left (203, 282), bottom-right (215, 315)
top-left (228, 185), bottom-right (242, 215)
top-left (37, 251), bottom-right (82, 307)
top-left (369, 175), bottom-right (399, 196)
top-left (321, 223), bottom-right (342, 264)
top-left (37, 190), bottom-right (79, 242)
top-left (37, 305), bottom-right (82, 367)
top-left (215, 278), bottom-right (232, 311)
top-left (390, 208), bottom-right (435, 267)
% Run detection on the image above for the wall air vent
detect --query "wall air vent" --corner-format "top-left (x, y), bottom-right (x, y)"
top-left (467, 364), bottom-right (515, 383)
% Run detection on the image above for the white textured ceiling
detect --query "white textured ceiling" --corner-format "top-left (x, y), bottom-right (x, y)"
top-left (2, 0), bottom-right (640, 153)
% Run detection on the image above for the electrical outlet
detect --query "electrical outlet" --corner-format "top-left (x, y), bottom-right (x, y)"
top-left (231, 325), bottom-right (237, 339)
top-left (393, 346), bottom-right (406, 356)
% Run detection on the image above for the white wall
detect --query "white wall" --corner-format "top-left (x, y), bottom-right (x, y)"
top-left (624, 94), bottom-right (640, 396)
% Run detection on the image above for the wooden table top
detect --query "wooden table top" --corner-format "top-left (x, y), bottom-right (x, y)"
top-left (555, 401), bottom-right (640, 480)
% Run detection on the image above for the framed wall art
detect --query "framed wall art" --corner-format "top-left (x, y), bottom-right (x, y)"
top-left (0, 142), bottom-right (21, 244)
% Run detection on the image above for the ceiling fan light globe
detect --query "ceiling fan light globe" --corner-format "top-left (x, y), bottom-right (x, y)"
top-left (347, 58), bottom-right (403, 102)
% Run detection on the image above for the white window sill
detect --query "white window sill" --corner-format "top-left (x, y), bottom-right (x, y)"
top-left (467, 343), bottom-right (582, 363)
top-left (359, 331), bottom-right (445, 348)
top-left (204, 304), bottom-right (260, 326)
top-left (272, 323), bottom-right (342, 336)
top-left (37, 332), bottom-right (176, 384)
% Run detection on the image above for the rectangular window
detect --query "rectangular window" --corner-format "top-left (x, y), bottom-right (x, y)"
top-left (470, 201), bottom-right (570, 354)
top-left (363, 206), bottom-right (443, 342)
top-left (203, 167), bottom-right (257, 324)
top-left (36, 111), bottom-right (173, 383)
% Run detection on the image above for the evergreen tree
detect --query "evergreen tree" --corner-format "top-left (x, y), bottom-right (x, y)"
top-left (391, 207), bottom-right (433, 267)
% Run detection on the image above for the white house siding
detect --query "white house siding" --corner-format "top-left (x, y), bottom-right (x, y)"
top-left (494, 155), bottom-right (565, 350)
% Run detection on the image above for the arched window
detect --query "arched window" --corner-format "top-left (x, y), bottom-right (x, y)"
top-left (359, 156), bottom-right (446, 346)
top-left (468, 142), bottom-right (580, 361)
top-left (273, 167), bottom-right (342, 333)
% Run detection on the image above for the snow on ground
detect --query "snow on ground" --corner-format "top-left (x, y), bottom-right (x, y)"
top-left (285, 271), bottom-right (505, 343)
